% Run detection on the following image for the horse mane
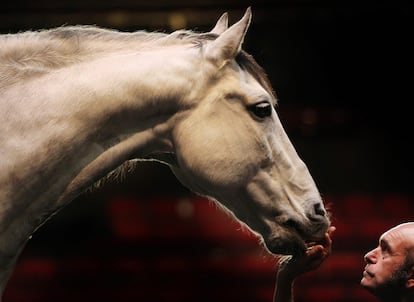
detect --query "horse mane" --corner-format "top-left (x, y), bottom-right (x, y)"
top-left (0, 26), bottom-right (203, 89)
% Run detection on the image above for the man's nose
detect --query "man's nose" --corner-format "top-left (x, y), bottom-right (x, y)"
top-left (364, 248), bottom-right (377, 264)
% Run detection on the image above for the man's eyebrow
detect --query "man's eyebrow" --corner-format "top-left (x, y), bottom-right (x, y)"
top-left (380, 238), bottom-right (393, 252)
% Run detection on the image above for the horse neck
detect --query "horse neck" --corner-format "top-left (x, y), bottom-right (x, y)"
top-left (0, 36), bottom-right (200, 260)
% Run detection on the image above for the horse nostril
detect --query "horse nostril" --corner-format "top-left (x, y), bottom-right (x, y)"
top-left (307, 202), bottom-right (328, 223)
top-left (313, 203), bottom-right (326, 217)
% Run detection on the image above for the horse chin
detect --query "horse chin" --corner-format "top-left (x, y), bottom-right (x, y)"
top-left (264, 229), bottom-right (307, 256)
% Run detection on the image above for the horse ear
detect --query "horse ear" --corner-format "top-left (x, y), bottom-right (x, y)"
top-left (210, 12), bottom-right (228, 34)
top-left (205, 7), bottom-right (252, 67)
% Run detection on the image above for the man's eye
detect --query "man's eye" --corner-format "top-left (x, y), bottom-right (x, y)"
top-left (248, 101), bottom-right (272, 119)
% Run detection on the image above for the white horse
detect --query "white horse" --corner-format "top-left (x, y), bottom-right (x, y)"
top-left (0, 8), bottom-right (330, 298)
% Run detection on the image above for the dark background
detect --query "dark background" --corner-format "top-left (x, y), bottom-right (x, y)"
top-left (1, 1), bottom-right (413, 301)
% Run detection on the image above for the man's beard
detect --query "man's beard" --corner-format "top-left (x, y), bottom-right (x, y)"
top-left (369, 257), bottom-right (412, 301)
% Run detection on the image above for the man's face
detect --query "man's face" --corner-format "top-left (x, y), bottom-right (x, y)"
top-left (361, 224), bottom-right (414, 298)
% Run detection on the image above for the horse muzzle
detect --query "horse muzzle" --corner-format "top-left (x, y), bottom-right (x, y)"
top-left (263, 202), bottom-right (331, 256)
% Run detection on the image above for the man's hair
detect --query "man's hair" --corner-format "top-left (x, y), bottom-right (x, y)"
top-left (392, 253), bottom-right (414, 281)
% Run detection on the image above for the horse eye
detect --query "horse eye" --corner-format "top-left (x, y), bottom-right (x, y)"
top-left (249, 102), bottom-right (272, 119)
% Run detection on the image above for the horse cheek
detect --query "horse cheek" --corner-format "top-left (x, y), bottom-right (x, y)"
top-left (173, 130), bottom-right (235, 193)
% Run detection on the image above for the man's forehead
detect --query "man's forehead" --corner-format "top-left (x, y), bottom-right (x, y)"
top-left (380, 223), bottom-right (414, 250)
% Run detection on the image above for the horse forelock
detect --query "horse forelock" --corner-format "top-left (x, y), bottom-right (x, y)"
top-left (236, 51), bottom-right (277, 103)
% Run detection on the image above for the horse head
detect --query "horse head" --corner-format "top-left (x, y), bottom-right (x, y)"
top-left (164, 8), bottom-right (330, 256)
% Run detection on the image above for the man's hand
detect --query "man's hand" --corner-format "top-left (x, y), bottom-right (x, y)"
top-left (273, 226), bottom-right (336, 302)
top-left (278, 226), bottom-right (336, 280)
